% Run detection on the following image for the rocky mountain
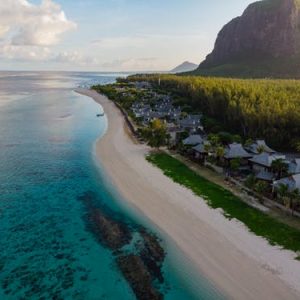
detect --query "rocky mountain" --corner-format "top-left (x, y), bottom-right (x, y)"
top-left (195, 0), bottom-right (300, 78)
top-left (171, 61), bottom-right (198, 73)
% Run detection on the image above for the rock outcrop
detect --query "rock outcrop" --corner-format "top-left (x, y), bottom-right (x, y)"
top-left (88, 209), bottom-right (132, 250)
top-left (78, 191), bottom-right (166, 299)
top-left (78, 191), bottom-right (132, 250)
top-left (197, 0), bottom-right (300, 78)
top-left (117, 255), bottom-right (163, 300)
top-left (139, 229), bottom-right (165, 283)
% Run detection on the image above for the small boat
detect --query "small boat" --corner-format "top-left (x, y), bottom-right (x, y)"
top-left (96, 113), bottom-right (105, 117)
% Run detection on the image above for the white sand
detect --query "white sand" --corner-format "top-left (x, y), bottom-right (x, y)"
top-left (77, 88), bottom-right (300, 300)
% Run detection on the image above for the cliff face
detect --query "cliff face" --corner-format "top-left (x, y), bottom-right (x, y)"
top-left (198, 0), bottom-right (300, 77)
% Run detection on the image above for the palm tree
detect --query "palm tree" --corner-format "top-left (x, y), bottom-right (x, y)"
top-left (215, 146), bottom-right (225, 161)
top-left (206, 134), bottom-right (221, 163)
top-left (277, 183), bottom-right (290, 208)
top-left (254, 181), bottom-right (269, 203)
top-left (208, 134), bottom-right (220, 148)
top-left (290, 188), bottom-right (300, 215)
top-left (294, 140), bottom-right (300, 152)
top-left (245, 138), bottom-right (254, 148)
top-left (145, 119), bottom-right (168, 149)
top-left (271, 159), bottom-right (288, 179)
top-left (230, 158), bottom-right (241, 172)
top-left (204, 142), bottom-right (212, 154)
top-left (232, 134), bottom-right (242, 143)
top-left (277, 183), bottom-right (289, 198)
top-left (257, 145), bottom-right (266, 154)
top-left (245, 174), bottom-right (256, 189)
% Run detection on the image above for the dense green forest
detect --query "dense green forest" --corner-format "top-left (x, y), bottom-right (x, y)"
top-left (125, 75), bottom-right (300, 151)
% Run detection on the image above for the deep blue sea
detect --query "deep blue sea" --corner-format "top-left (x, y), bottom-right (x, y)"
top-left (0, 72), bottom-right (223, 299)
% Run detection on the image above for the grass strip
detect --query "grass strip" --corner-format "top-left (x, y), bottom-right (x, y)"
top-left (147, 152), bottom-right (300, 253)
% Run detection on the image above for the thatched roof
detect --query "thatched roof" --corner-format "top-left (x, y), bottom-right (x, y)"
top-left (192, 141), bottom-right (210, 153)
top-left (249, 153), bottom-right (286, 167)
top-left (224, 143), bottom-right (252, 159)
top-left (183, 135), bottom-right (204, 146)
top-left (247, 140), bottom-right (275, 154)
top-left (288, 159), bottom-right (300, 175)
top-left (274, 174), bottom-right (300, 192)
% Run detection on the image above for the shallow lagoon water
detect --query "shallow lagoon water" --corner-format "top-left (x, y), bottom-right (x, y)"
top-left (0, 72), bottom-right (223, 299)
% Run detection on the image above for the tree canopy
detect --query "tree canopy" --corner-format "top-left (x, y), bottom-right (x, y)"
top-left (127, 74), bottom-right (300, 150)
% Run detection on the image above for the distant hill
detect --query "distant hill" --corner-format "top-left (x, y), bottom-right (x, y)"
top-left (171, 61), bottom-right (198, 73)
top-left (193, 0), bottom-right (300, 78)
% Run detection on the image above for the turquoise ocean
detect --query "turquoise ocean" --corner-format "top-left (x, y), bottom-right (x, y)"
top-left (0, 72), bottom-right (224, 299)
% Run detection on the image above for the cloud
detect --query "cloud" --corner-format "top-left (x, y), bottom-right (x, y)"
top-left (90, 34), bottom-right (206, 71)
top-left (54, 51), bottom-right (98, 66)
top-left (0, 0), bottom-right (76, 47)
top-left (0, 46), bottom-right (99, 69)
top-left (0, 44), bottom-right (51, 61)
top-left (91, 33), bottom-right (206, 50)
top-left (101, 57), bottom-right (165, 71)
top-left (91, 36), bottom-right (147, 49)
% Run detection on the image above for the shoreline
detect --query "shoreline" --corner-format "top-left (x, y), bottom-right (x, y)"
top-left (76, 88), bottom-right (300, 300)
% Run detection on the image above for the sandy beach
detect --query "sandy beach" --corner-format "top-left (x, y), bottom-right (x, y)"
top-left (77, 88), bottom-right (300, 300)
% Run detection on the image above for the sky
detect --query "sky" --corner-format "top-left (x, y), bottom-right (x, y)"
top-left (0, 0), bottom-right (255, 72)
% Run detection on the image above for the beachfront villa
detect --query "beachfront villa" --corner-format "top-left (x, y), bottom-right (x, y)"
top-left (179, 114), bottom-right (203, 133)
top-left (132, 104), bottom-right (151, 119)
top-left (255, 170), bottom-right (276, 182)
top-left (274, 174), bottom-right (300, 192)
top-left (288, 158), bottom-right (300, 175)
top-left (183, 134), bottom-right (204, 146)
top-left (167, 107), bottom-right (182, 121)
top-left (224, 143), bottom-right (252, 160)
top-left (249, 153), bottom-right (286, 173)
top-left (246, 139), bottom-right (275, 154)
top-left (131, 92), bottom-right (183, 126)
top-left (192, 141), bottom-right (210, 162)
top-left (129, 85), bottom-right (207, 141)
top-left (166, 123), bottom-right (184, 146)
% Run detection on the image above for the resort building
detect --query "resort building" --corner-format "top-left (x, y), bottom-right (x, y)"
top-left (167, 107), bottom-right (182, 121)
top-left (183, 134), bottom-right (205, 146)
top-left (249, 153), bottom-right (286, 173)
top-left (246, 139), bottom-right (275, 154)
top-left (288, 158), bottom-right (300, 175)
top-left (273, 174), bottom-right (300, 192)
top-left (132, 104), bottom-right (151, 119)
top-left (179, 114), bottom-right (203, 133)
top-left (166, 124), bottom-right (184, 146)
top-left (192, 141), bottom-right (210, 162)
top-left (255, 170), bottom-right (276, 182)
top-left (224, 143), bottom-right (252, 160)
